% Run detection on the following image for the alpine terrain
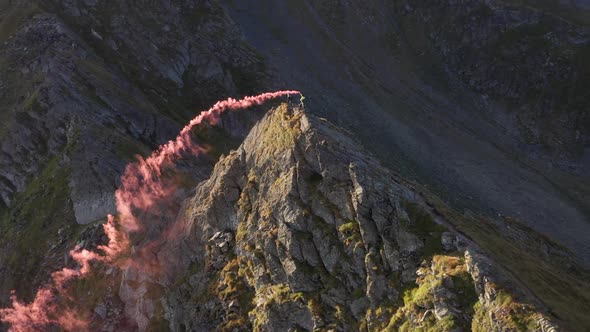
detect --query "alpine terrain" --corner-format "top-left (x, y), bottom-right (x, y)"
top-left (0, 0), bottom-right (589, 331)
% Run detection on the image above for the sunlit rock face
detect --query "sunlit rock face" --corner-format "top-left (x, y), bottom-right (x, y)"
top-left (160, 105), bottom-right (560, 331)
top-left (1, 0), bottom-right (589, 331)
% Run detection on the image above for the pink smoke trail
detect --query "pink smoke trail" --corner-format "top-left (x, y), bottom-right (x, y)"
top-left (115, 90), bottom-right (300, 232)
top-left (0, 90), bottom-right (300, 331)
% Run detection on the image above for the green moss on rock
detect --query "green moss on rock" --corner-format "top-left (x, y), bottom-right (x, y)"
top-left (0, 156), bottom-right (85, 301)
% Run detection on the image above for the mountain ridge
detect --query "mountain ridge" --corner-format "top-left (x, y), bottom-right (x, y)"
top-left (0, 0), bottom-right (589, 331)
top-left (156, 103), bottom-right (570, 331)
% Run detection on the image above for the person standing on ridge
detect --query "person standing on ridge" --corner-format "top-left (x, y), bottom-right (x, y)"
top-left (299, 94), bottom-right (306, 109)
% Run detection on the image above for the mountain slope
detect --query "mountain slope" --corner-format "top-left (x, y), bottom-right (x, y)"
top-left (0, 0), bottom-right (589, 331)
top-left (156, 104), bottom-right (582, 331)
top-left (0, 0), bottom-right (269, 307)
top-left (220, 0), bottom-right (590, 265)
top-left (1, 101), bottom-right (588, 331)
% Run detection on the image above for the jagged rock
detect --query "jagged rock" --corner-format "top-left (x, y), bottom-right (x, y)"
top-left (1, 1), bottom-right (588, 331)
top-left (441, 232), bottom-right (455, 252)
top-left (208, 231), bottom-right (235, 270)
top-left (0, 0), bottom-right (269, 315)
top-left (159, 104), bottom-right (560, 331)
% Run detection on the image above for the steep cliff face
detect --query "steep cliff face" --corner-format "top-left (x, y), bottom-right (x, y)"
top-left (0, 0), bottom-right (267, 224)
top-left (158, 105), bottom-right (569, 331)
top-left (0, 0), bottom-right (266, 308)
top-left (1, 1), bottom-right (589, 331)
top-left (1, 102), bottom-right (588, 331)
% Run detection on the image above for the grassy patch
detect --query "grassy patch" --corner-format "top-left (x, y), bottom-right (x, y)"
top-left (250, 283), bottom-right (308, 331)
top-left (402, 201), bottom-right (446, 257)
top-left (387, 254), bottom-right (477, 331)
top-left (263, 284), bottom-right (305, 308)
top-left (259, 104), bottom-right (303, 155)
top-left (338, 220), bottom-right (362, 247)
top-left (472, 290), bottom-right (540, 332)
top-left (218, 258), bottom-right (255, 332)
top-left (364, 301), bottom-right (398, 331)
top-left (0, 157), bottom-right (85, 301)
top-left (421, 190), bottom-right (590, 330)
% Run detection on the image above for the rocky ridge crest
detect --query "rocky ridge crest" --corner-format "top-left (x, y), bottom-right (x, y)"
top-left (156, 104), bottom-right (559, 331)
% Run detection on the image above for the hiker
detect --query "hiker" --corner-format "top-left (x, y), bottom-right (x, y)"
top-left (299, 94), bottom-right (306, 109)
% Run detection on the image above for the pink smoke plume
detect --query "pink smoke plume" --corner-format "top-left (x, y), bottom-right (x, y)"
top-left (0, 90), bottom-right (300, 331)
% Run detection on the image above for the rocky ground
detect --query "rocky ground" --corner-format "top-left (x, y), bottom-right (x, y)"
top-left (0, 0), bottom-right (267, 307)
top-left (39, 104), bottom-right (577, 331)
top-left (0, 0), bottom-right (589, 331)
top-left (145, 105), bottom-right (575, 331)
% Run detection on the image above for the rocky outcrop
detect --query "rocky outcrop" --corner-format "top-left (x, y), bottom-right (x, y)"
top-left (1, 1), bottom-right (588, 331)
top-left (0, 0), bottom-right (267, 309)
top-left (158, 104), bottom-right (558, 331)
top-left (0, 0), bottom-right (268, 225)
